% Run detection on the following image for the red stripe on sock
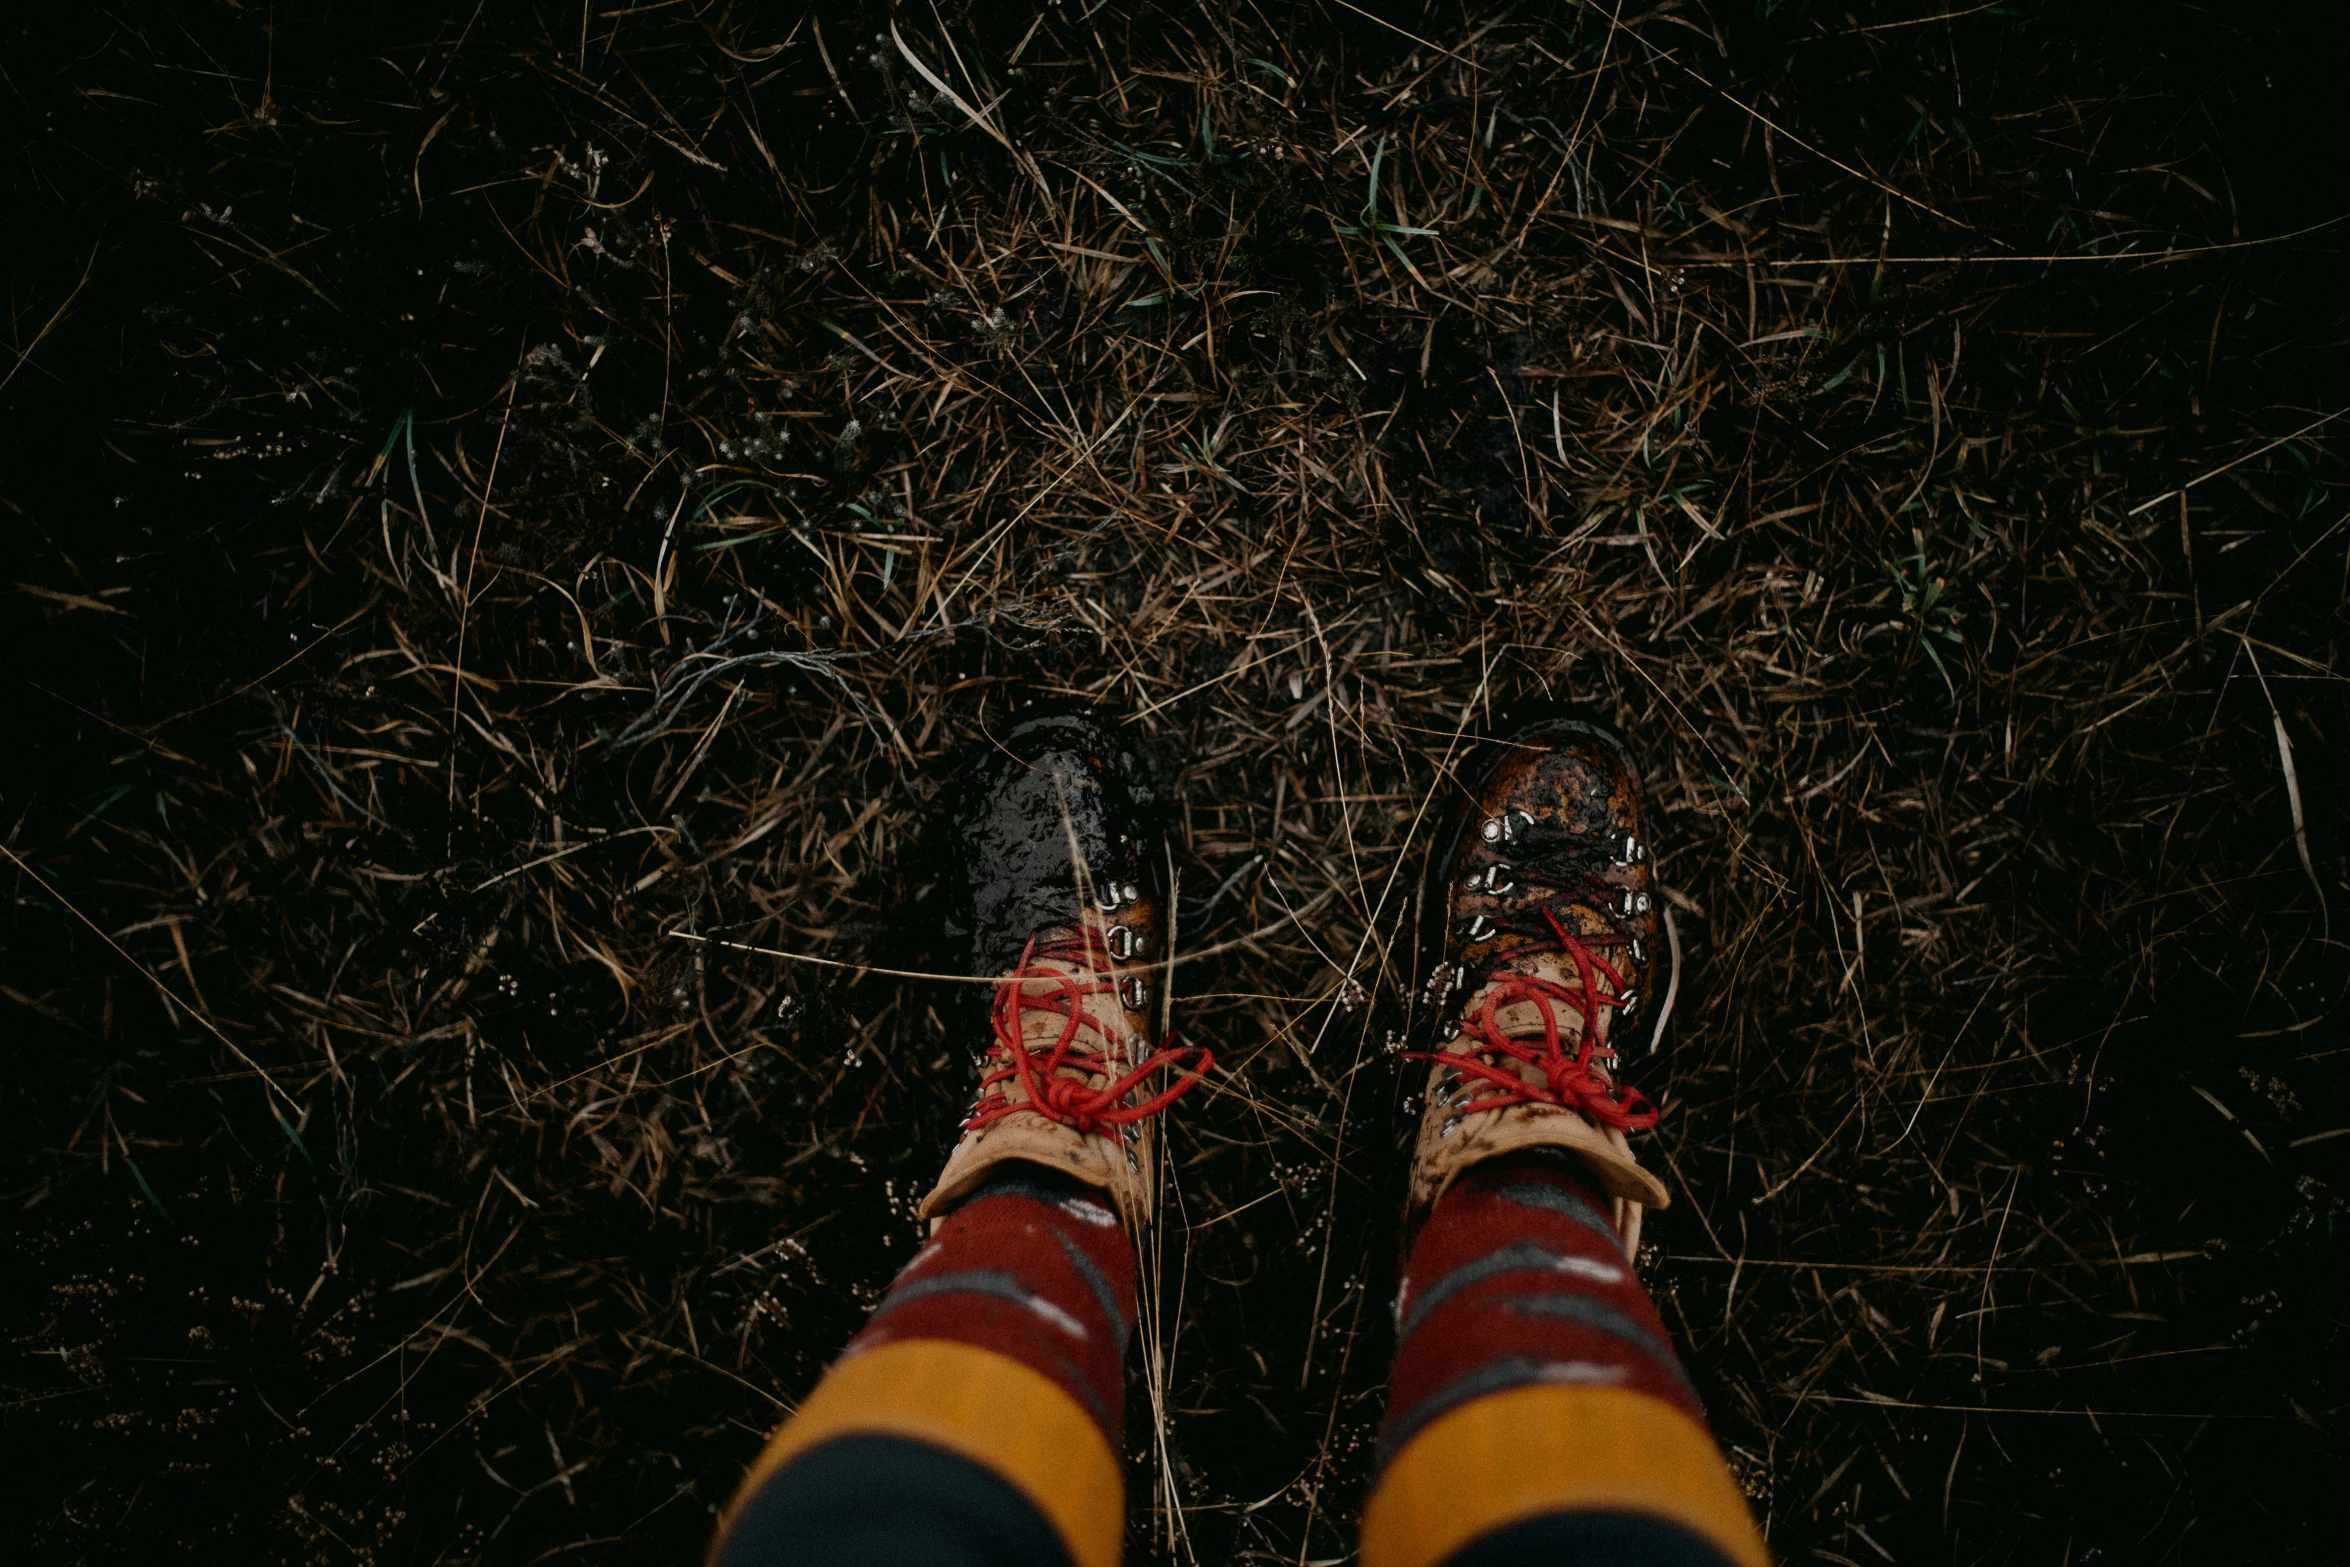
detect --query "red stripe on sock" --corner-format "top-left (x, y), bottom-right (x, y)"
top-left (1385, 1158), bottom-right (1703, 1452)
top-left (850, 1171), bottom-right (1135, 1445)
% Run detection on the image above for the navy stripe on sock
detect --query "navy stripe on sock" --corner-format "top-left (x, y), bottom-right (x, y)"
top-left (1437, 1509), bottom-right (1740, 1567)
top-left (712, 1434), bottom-right (1074, 1567)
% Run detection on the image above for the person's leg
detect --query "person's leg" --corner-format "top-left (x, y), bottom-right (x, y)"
top-left (1364, 1151), bottom-right (1762, 1567)
top-left (1361, 712), bottom-right (1766, 1567)
top-left (712, 1166), bottom-right (1133, 1567)
top-left (709, 711), bottom-right (1207, 1567)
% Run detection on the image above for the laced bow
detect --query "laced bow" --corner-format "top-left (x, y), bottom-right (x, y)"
top-left (966, 927), bottom-right (1212, 1136)
top-left (1411, 843), bottom-right (1660, 1132)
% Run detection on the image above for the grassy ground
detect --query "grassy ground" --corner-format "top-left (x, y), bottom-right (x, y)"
top-left (5, 2), bottom-right (2348, 1562)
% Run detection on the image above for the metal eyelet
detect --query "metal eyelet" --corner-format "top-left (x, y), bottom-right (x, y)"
top-left (1106, 925), bottom-right (1139, 958)
top-left (1617, 990), bottom-right (1638, 1015)
top-left (1440, 1115), bottom-right (1463, 1138)
top-left (1620, 890), bottom-right (1638, 916)
top-left (1479, 816), bottom-right (1504, 843)
top-left (1126, 1149), bottom-right (1140, 1171)
top-left (1096, 885), bottom-right (1125, 912)
top-left (1506, 808), bottom-right (1533, 840)
top-left (1634, 891), bottom-right (1652, 914)
top-left (1630, 938), bottom-right (1646, 962)
top-left (1121, 977), bottom-right (1149, 1009)
top-left (1465, 913), bottom-right (1496, 941)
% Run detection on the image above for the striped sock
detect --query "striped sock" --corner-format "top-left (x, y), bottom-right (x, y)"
top-left (712, 1167), bottom-right (1133, 1567)
top-left (1362, 1153), bottom-right (1768, 1567)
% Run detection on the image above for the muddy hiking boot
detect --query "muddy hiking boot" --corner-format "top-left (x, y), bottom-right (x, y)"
top-left (918, 707), bottom-right (1210, 1233)
top-left (1407, 709), bottom-right (1676, 1259)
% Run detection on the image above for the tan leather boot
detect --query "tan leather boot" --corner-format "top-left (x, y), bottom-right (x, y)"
top-left (916, 708), bottom-right (1209, 1233)
top-left (1405, 711), bottom-right (1674, 1259)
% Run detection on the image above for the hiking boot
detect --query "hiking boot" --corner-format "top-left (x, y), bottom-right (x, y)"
top-left (918, 707), bottom-right (1210, 1232)
top-left (1406, 709), bottom-right (1675, 1257)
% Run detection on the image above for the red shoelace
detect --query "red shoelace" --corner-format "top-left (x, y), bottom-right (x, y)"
top-left (965, 928), bottom-right (1212, 1137)
top-left (1410, 906), bottom-right (1659, 1131)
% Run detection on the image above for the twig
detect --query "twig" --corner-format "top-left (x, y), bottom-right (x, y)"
top-left (1, 846), bottom-right (296, 1111)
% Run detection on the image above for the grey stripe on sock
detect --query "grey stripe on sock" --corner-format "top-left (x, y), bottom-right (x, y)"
top-left (1047, 1349), bottom-right (1119, 1434)
top-left (1398, 1240), bottom-right (1624, 1340)
top-left (965, 1171), bottom-right (1120, 1228)
top-left (1490, 1181), bottom-right (1623, 1248)
top-left (1053, 1229), bottom-right (1130, 1350)
top-left (1490, 1291), bottom-right (1695, 1394)
top-left (1381, 1354), bottom-right (1629, 1461)
top-left (870, 1268), bottom-right (1087, 1339)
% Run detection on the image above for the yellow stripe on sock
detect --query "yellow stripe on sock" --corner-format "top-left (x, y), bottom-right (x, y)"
top-left (716, 1338), bottom-right (1123, 1567)
top-left (1361, 1384), bottom-right (1769, 1567)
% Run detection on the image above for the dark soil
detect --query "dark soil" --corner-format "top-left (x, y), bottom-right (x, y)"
top-left (4, 2), bottom-right (2347, 1563)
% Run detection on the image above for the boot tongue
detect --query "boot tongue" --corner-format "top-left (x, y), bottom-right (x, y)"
top-left (1006, 924), bottom-right (1140, 1077)
top-left (1461, 935), bottom-right (1623, 1081)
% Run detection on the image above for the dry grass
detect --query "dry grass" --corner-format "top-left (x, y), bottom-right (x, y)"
top-left (4, 2), bottom-right (2347, 1562)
